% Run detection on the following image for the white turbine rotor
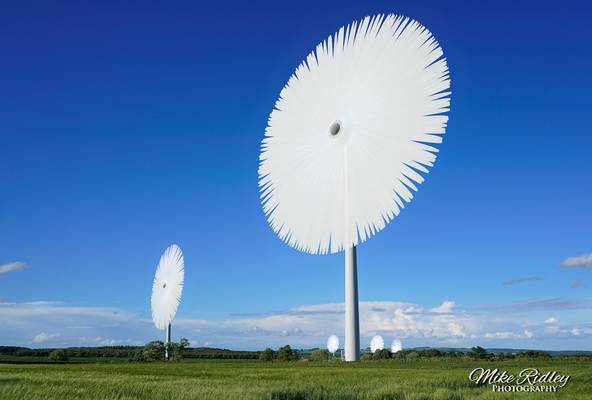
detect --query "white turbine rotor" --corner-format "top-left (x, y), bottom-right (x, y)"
top-left (370, 335), bottom-right (384, 353)
top-left (391, 339), bottom-right (402, 353)
top-left (151, 244), bottom-right (185, 330)
top-left (327, 334), bottom-right (340, 354)
top-left (259, 14), bottom-right (451, 254)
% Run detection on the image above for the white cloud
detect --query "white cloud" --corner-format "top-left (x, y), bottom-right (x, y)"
top-left (561, 253), bottom-right (592, 268)
top-left (545, 325), bottom-right (560, 334)
top-left (431, 300), bottom-right (455, 313)
top-left (484, 330), bottom-right (534, 340)
top-left (0, 262), bottom-right (28, 274)
top-left (447, 322), bottom-right (466, 337)
top-left (501, 276), bottom-right (544, 286)
top-left (544, 317), bottom-right (559, 324)
top-left (484, 331), bottom-right (516, 340)
top-left (468, 298), bottom-right (592, 313)
top-left (33, 332), bottom-right (60, 343)
top-left (523, 329), bottom-right (534, 338)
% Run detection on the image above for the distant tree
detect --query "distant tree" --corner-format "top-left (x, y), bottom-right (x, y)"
top-left (132, 350), bottom-right (144, 362)
top-left (259, 348), bottom-right (274, 362)
top-left (143, 341), bottom-right (165, 361)
top-left (311, 349), bottom-right (329, 362)
top-left (360, 353), bottom-right (373, 361)
top-left (517, 350), bottom-right (551, 359)
top-left (405, 351), bottom-right (419, 360)
top-left (171, 338), bottom-right (190, 361)
top-left (373, 348), bottom-right (392, 360)
top-left (422, 348), bottom-right (443, 358)
top-left (48, 349), bottom-right (68, 363)
top-left (470, 346), bottom-right (488, 359)
top-left (276, 345), bottom-right (298, 361)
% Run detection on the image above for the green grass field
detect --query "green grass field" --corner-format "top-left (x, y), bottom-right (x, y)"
top-left (1, 359), bottom-right (590, 400)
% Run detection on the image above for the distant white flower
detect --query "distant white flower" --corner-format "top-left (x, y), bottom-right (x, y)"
top-left (370, 335), bottom-right (384, 353)
top-left (151, 245), bottom-right (184, 330)
top-left (327, 335), bottom-right (339, 354)
top-left (391, 339), bottom-right (402, 353)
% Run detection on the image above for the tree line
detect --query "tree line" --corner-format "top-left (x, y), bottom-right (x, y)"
top-left (2, 344), bottom-right (590, 363)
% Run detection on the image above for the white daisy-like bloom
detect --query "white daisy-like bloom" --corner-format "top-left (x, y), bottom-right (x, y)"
top-left (370, 335), bottom-right (385, 353)
top-left (327, 334), bottom-right (340, 354)
top-left (391, 339), bottom-right (402, 353)
top-left (259, 14), bottom-right (451, 254)
top-left (151, 244), bottom-right (184, 330)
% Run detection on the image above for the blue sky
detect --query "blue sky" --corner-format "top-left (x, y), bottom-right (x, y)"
top-left (1, 0), bottom-right (591, 350)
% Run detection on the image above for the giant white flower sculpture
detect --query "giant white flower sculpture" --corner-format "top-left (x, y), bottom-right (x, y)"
top-left (151, 244), bottom-right (184, 360)
top-left (259, 14), bottom-right (451, 361)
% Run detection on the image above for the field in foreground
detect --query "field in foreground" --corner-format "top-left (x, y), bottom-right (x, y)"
top-left (1, 359), bottom-right (590, 400)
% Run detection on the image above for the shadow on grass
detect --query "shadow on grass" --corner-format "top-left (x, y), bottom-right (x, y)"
top-left (0, 378), bottom-right (25, 385)
top-left (270, 390), bottom-right (308, 400)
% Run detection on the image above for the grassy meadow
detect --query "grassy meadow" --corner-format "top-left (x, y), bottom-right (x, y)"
top-left (1, 359), bottom-right (590, 400)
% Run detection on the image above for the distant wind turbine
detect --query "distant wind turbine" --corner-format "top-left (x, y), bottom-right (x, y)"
top-left (327, 335), bottom-right (340, 356)
top-left (391, 339), bottom-right (402, 353)
top-left (151, 244), bottom-right (184, 361)
top-left (370, 335), bottom-right (385, 353)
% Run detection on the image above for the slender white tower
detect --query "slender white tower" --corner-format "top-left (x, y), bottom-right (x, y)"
top-left (344, 247), bottom-right (359, 360)
top-left (165, 323), bottom-right (171, 360)
top-left (258, 14), bottom-right (451, 361)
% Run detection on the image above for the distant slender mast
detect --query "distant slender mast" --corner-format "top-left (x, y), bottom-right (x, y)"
top-left (165, 323), bottom-right (171, 361)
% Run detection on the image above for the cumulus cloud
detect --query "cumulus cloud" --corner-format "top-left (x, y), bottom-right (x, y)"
top-left (447, 322), bottom-right (466, 337)
top-left (523, 329), bottom-right (534, 338)
top-left (33, 332), bottom-right (60, 343)
top-left (0, 262), bottom-right (28, 274)
top-left (484, 331), bottom-right (516, 340)
top-left (501, 276), bottom-right (543, 286)
top-left (561, 253), bottom-right (592, 269)
top-left (545, 325), bottom-right (560, 334)
top-left (544, 317), bottom-right (559, 324)
top-left (431, 300), bottom-right (455, 313)
top-left (484, 330), bottom-right (533, 340)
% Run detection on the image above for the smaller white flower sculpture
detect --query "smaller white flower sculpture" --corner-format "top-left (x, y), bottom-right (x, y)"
top-left (151, 244), bottom-right (184, 330)
top-left (327, 335), bottom-right (340, 354)
top-left (370, 335), bottom-right (384, 353)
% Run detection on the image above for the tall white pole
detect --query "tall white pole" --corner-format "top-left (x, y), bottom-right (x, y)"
top-left (165, 323), bottom-right (171, 361)
top-left (342, 135), bottom-right (359, 361)
top-left (344, 245), bottom-right (360, 361)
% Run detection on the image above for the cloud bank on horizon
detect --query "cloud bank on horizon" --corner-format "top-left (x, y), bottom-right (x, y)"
top-left (1, 297), bottom-right (591, 351)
